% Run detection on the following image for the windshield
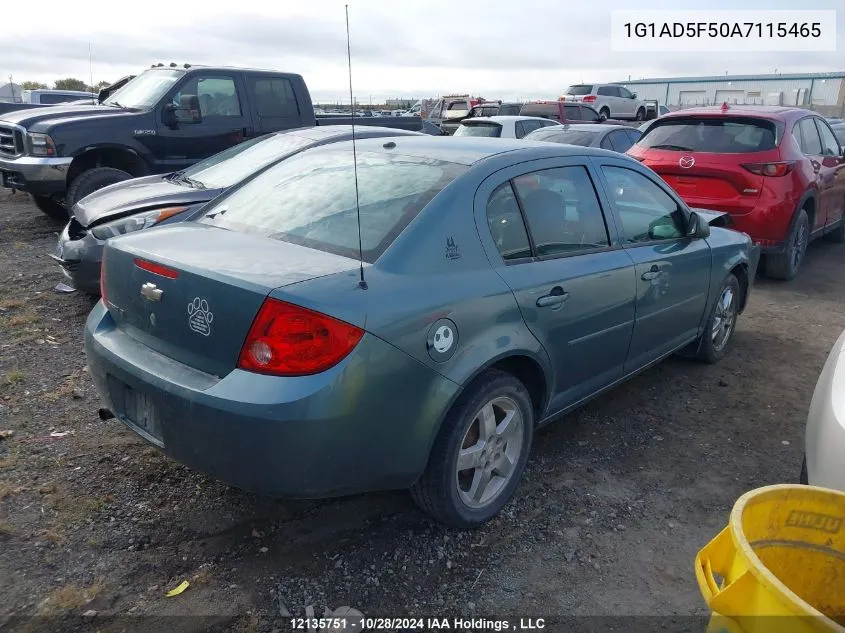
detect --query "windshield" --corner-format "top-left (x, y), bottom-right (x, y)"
top-left (454, 122), bottom-right (502, 138)
top-left (536, 130), bottom-right (599, 146)
top-left (103, 69), bottom-right (183, 109)
top-left (199, 149), bottom-right (468, 262)
top-left (638, 117), bottom-right (782, 153)
top-left (181, 133), bottom-right (315, 189)
top-left (566, 85), bottom-right (593, 96)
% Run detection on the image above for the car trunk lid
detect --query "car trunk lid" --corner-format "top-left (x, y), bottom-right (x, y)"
top-left (101, 223), bottom-right (360, 377)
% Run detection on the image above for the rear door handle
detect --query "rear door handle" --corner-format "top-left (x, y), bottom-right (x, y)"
top-left (641, 264), bottom-right (662, 281)
top-left (536, 287), bottom-right (569, 308)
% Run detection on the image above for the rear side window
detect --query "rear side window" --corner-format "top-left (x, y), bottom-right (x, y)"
top-left (486, 183), bottom-right (532, 261)
top-left (249, 77), bottom-right (300, 118)
top-left (199, 150), bottom-right (467, 262)
top-left (541, 130), bottom-right (599, 146)
top-left (608, 130), bottom-right (634, 153)
top-left (639, 117), bottom-right (781, 153)
top-left (795, 118), bottom-right (822, 155)
top-left (566, 85), bottom-right (593, 96)
top-left (516, 120), bottom-right (544, 138)
top-left (513, 166), bottom-right (610, 256)
top-left (597, 86), bottom-right (616, 97)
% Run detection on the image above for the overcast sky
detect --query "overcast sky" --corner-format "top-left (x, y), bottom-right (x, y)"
top-left (2, 0), bottom-right (842, 102)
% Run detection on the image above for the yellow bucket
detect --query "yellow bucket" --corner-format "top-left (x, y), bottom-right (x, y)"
top-left (695, 484), bottom-right (845, 633)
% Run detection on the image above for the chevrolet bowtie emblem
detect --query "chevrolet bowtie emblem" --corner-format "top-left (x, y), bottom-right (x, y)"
top-left (141, 282), bottom-right (163, 301)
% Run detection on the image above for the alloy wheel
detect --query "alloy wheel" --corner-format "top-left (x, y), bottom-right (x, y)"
top-left (711, 286), bottom-right (736, 351)
top-left (455, 396), bottom-right (524, 509)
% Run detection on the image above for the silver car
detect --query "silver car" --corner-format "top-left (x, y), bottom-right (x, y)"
top-left (803, 327), bottom-right (845, 490)
top-left (561, 84), bottom-right (648, 121)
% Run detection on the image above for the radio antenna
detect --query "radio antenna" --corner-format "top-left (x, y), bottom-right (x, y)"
top-left (88, 43), bottom-right (95, 104)
top-left (345, 4), bottom-right (367, 290)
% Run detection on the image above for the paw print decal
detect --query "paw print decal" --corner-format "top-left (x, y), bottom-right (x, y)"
top-left (187, 297), bottom-right (213, 336)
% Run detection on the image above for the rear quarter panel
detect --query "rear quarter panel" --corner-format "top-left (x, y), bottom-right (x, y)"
top-left (704, 226), bottom-right (755, 315)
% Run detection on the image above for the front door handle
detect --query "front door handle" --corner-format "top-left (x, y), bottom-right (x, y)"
top-left (536, 287), bottom-right (569, 308)
top-left (641, 264), bottom-right (662, 281)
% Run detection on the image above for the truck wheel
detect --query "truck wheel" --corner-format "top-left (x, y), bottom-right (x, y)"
top-left (410, 370), bottom-right (534, 528)
top-left (66, 167), bottom-right (133, 209)
top-left (29, 194), bottom-right (68, 221)
top-left (694, 273), bottom-right (740, 364)
top-left (635, 107), bottom-right (646, 121)
top-left (765, 208), bottom-right (809, 281)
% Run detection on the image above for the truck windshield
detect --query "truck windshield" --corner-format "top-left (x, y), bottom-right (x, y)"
top-left (103, 69), bottom-right (183, 109)
top-left (179, 133), bottom-right (315, 189)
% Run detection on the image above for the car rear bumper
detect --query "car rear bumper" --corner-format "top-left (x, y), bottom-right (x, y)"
top-left (51, 220), bottom-right (104, 295)
top-left (84, 302), bottom-right (460, 498)
top-left (0, 155), bottom-right (71, 197)
top-left (805, 328), bottom-right (845, 492)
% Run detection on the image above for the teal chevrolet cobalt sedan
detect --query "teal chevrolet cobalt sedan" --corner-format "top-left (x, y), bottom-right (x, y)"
top-left (85, 136), bottom-right (760, 528)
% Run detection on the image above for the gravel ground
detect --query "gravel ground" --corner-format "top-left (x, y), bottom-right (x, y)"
top-left (1, 187), bottom-right (842, 632)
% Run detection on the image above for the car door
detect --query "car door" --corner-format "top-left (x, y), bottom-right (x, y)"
top-left (594, 159), bottom-right (712, 372)
top-left (157, 73), bottom-right (252, 171)
top-left (813, 117), bottom-right (845, 231)
top-left (617, 86), bottom-right (638, 117)
top-left (794, 116), bottom-right (830, 231)
top-left (476, 159), bottom-right (636, 413)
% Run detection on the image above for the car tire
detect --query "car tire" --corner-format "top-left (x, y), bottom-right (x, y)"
top-left (799, 454), bottom-right (809, 485)
top-left (29, 194), bottom-right (69, 221)
top-left (694, 273), bottom-right (741, 364)
top-left (410, 369), bottom-right (534, 528)
top-left (599, 107), bottom-right (611, 120)
top-left (823, 217), bottom-right (845, 243)
top-left (765, 208), bottom-right (809, 281)
top-left (66, 167), bottom-right (133, 209)
top-left (635, 107), bottom-right (646, 121)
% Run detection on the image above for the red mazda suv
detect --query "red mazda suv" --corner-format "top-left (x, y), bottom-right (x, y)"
top-left (628, 104), bottom-right (845, 280)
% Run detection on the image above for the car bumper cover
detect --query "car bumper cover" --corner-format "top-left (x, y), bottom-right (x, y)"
top-left (0, 155), bottom-right (72, 197)
top-left (84, 302), bottom-right (460, 498)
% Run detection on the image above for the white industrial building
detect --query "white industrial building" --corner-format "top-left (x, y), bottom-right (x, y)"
top-left (618, 72), bottom-right (845, 117)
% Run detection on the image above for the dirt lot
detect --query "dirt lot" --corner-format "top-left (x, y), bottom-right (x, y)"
top-left (1, 187), bottom-right (842, 632)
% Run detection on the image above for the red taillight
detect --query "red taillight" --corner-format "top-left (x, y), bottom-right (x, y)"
top-left (582, 95), bottom-right (597, 102)
top-left (237, 298), bottom-right (364, 376)
top-left (100, 249), bottom-right (107, 305)
top-left (134, 258), bottom-right (179, 279)
top-left (741, 162), bottom-right (795, 177)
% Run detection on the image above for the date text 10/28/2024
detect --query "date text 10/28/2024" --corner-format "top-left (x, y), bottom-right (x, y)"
top-left (290, 617), bottom-right (546, 630)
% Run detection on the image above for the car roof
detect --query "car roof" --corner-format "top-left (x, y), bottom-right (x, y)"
top-left (305, 135), bottom-right (629, 166)
top-left (274, 125), bottom-right (424, 142)
top-left (461, 115), bottom-right (559, 123)
top-left (662, 105), bottom-right (814, 122)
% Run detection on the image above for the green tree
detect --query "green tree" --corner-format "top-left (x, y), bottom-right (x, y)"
top-left (94, 80), bottom-right (111, 90)
top-left (53, 78), bottom-right (89, 91)
top-left (20, 81), bottom-right (48, 90)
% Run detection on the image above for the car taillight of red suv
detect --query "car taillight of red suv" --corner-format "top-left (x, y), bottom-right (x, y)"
top-left (627, 105), bottom-right (845, 280)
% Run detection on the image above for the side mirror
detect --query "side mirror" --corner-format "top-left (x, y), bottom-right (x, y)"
top-left (687, 211), bottom-right (711, 239)
top-left (631, 93), bottom-right (638, 99)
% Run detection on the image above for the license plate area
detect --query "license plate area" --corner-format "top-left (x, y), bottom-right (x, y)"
top-left (117, 380), bottom-right (164, 447)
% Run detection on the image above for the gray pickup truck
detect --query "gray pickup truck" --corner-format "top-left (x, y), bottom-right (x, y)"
top-left (0, 65), bottom-right (426, 219)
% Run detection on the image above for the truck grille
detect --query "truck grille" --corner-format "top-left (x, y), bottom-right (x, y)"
top-left (0, 125), bottom-right (24, 157)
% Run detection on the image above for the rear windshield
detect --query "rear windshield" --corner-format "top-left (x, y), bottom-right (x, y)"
top-left (182, 133), bottom-right (315, 189)
top-left (454, 122), bottom-right (503, 138)
top-left (533, 130), bottom-right (599, 146)
top-left (638, 117), bottom-right (782, 153)
top-left (198, 149), bottom-right (468, 262)
top-left (565, 85), bottom-right (593, 96)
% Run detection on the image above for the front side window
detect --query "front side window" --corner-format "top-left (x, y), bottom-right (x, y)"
top-left (173, 75), bottom-right (242, 118)
top-left (486, 183), bottom-right (532, 261)
top-left (602, 166), bottom-right (685, 243)
top-left (618, 87), bottom-right (633, 99)
top-left (814, 119), bottom-right (841, 156)
top-left (796, 118), bottom-right (822, 155)
top-left (199, 150), bottom-right (467, 262)
top-left (512, 166), bottom-right (610, 256)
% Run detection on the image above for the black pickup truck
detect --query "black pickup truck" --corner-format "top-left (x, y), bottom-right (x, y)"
top-left (0, 66), bottom-right (425, 219)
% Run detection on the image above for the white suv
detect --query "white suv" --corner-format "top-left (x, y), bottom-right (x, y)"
top-left (561, 84), bottom-right (647, 121)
